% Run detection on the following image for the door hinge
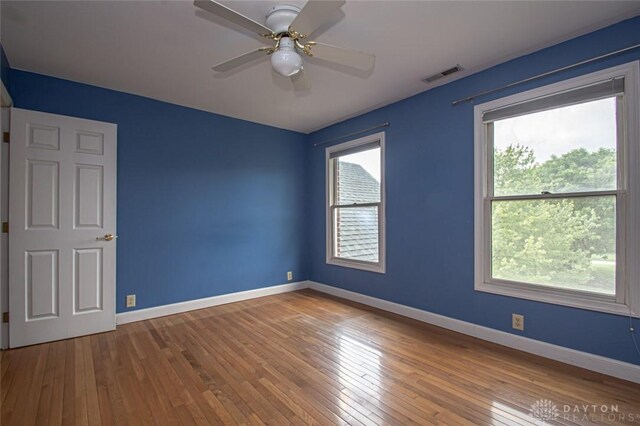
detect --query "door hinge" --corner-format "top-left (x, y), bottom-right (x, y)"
top-left (1, 222), bottom-right (7, 233)
top-left (2, 312), bottom-right (8, 323)
top-left (2, 132), bottom-right (8, 143)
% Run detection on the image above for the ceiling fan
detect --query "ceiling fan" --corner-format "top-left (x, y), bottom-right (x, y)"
top-left (193, 0), bottom-right (375, 88)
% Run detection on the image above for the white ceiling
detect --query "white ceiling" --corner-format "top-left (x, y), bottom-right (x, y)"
top-left (2, 1), bottom-right (640, 133)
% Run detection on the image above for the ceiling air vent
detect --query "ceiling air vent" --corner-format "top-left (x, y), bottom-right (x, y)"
top-left (422, 65), bottom-right (464, 84)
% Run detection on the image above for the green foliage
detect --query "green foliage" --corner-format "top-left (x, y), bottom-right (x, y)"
top-left (492, 145), bottom-right (616, 294)
top-left (537, 148), bottom-right (616, 193)
top-left (494, 145), bottom-right (538, 195)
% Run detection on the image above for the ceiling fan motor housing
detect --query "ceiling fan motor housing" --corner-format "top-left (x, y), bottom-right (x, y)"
top-left (265, 4), bottom-right (301, 35)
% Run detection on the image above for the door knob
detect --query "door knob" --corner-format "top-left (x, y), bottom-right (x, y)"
top-left (96, 233), bottom-right (117, 241)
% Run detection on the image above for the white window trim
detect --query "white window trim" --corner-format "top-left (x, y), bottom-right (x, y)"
top-left (326, 132), bottom-right (386, 273)
top-left (474, 61), bottom-right (640, 317)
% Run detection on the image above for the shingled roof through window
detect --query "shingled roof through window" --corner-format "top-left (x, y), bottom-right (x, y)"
top-left (336, 162), bottom-right (380, 262)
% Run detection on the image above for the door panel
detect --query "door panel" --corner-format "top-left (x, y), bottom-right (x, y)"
top-left (75, 164), bottom-right (103, 229)
top-left (26, 250), bottom-right (58, 319)
top-left (9, 108), bottom-right (117, 347)
top-left (27, 123), bottom-right (60, 150)
top-left (76, 131), bottom-right (104, 155)
top-left (74, 248), bottom-right (102, 313)
top-left (27, 160), bottom-right (59, 229)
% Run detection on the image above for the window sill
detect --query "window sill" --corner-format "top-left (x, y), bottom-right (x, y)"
top-left (476, 280), bottom-right (639, 318)
top-left (327, 257), bottom-right (385, 274)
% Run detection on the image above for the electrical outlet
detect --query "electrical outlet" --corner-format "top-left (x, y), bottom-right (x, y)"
top-left (126, 294), bottom-right (136, 308)
top-left (287, 271), bottom-right (293, 281)
top-left (512, 314), bottom-right (524, 331)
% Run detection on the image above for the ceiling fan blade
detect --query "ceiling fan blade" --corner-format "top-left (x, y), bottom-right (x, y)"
top-left (194, 0), bottom-right (273, 37)
top-left (291, 67), bottom-right (311, 91)
top-left (212, 48), bottom-right (271, 72)
top-left (289, 0), bottom-right (345, 38)
top-left (308, 42), bottom-right (375, 71)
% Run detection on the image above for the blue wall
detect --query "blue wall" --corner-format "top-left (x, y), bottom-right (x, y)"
top-left (8, 70), bottom-right (308, 313)
top-left (306, 16), bottom-right (640, 365)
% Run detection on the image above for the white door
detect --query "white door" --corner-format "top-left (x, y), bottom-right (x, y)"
top-left (9, 108), bottom-right (117, 347)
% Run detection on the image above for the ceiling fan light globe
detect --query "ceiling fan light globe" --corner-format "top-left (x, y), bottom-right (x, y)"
top-left (271, 48), bottom-right (303, 77)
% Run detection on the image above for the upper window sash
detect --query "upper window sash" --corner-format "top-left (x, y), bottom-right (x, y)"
top-left (487, 94), bottom-right (622, 198)
top-left (330, 141), bottom-right (382, 207)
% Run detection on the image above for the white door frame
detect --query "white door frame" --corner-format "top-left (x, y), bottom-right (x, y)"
top-left (0, 80), bottom-right (12, 350)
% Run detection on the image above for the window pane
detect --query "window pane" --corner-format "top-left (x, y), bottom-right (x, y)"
top-left (336, 147), bottom-right (381, 205)
top-left (334, 206), bottom-right (379, 263)
top-left (493, 97), bottom-right (617, 196)
top-left (491, 196), bottom-right (615, 295)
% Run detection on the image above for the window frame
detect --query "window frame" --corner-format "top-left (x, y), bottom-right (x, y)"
top-left (326, 132), bottom-right (386, 273)
top-left (474, 61), bottom-right (640, 317)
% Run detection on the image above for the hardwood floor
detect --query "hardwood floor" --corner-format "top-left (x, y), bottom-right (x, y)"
top-left (2, 289), bottom-right (640, 425)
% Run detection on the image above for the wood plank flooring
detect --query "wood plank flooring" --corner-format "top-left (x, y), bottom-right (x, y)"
top-left (2, 289), bottom-right (640, 425)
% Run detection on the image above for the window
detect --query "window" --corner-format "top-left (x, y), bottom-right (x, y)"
top-left (474, 62), bottom-right (640, 316)
top-left (326, 132), bottom-right (385, 273)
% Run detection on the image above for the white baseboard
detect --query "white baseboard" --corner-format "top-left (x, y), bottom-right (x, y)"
top-left (116, 281), bottom-right (309, 325)
top-left (114, 278), bottom-right (640, 383)
top-left (307, 281), bottom-right (640, 384)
